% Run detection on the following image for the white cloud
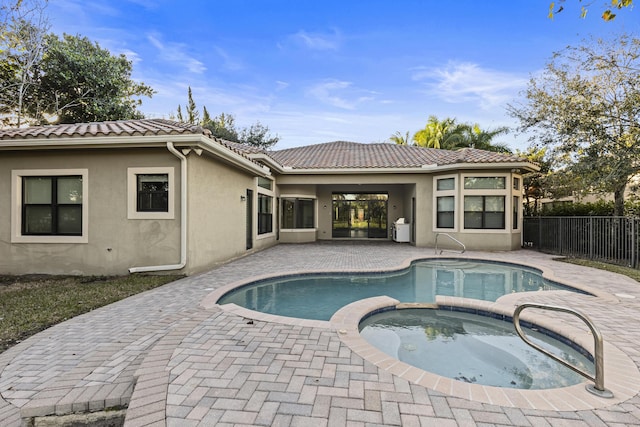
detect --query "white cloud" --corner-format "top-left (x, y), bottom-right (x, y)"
top-left (307, 80), bottom-right (356, 109)
top-left (412, 62), bottom-right (528, 109)
top-left (147, 33), bottom-right (206, 74)
top-left (213, 47), bottom-right (244, 71)
top-left (306, 80), bottom-right (381, 110)
top-left (289, 29), bottom-right (341, 51)
top-left (275, 81), bottom-right (290, 91)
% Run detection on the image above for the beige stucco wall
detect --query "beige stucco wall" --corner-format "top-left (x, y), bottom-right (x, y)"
top-left (186, 153), bottom-right (276, 274)
top-left (0, 148), bottom-right (182, 275)
top-left (0, 148), bottom-right (525, 277)
top-left (275, 169), bottom-right (524, 251)
top-left (0, 147), bottom-right (277, 276)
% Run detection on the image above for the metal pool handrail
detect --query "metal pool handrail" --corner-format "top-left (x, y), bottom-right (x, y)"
top-left (513, 303), bottom-right (613, 398)
top-left (434, 233), bottom-right (466, 254)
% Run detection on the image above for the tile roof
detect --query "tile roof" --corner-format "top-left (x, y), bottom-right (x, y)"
top-left (0, 119), bottom-right (209, 140)
top-left (0, 120), bottom-right (535, 170)
top-left (268, 141), bottom-right (531, 169)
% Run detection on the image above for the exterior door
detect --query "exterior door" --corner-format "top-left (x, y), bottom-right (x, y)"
top-left (246, 189), bottom-right (253, 250)
top-left (331, 193), bottom-right (388, 239)
top-left (367, 200), bottom-right (388, 238)
top-left (411, 197), bottom-right (416, 243)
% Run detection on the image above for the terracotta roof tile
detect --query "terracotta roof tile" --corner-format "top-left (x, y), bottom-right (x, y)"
top-left (0, 121), bottom-right (535, 170)
top-left (268, 141), bottom-right (531, 169)
top-left (0, 119), bottom-right (210, 140)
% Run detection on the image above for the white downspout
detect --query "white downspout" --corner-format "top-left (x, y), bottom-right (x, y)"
top-left (129, 142), bottom-right (188, 273)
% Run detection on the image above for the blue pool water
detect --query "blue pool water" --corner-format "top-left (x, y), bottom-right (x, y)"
top-left (218, 259), bottom-right (584, 320)
top-left (359, 308), bottom-right (593, 389)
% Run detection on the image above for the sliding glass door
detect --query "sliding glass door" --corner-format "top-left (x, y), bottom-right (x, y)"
top-left (332, 193), bottom-right (388, 238)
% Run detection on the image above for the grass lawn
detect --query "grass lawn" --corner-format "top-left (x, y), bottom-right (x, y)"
top-left (0, 274), bottom-right (181, 353)
top-left (557, 257), bottom-right (640, 282)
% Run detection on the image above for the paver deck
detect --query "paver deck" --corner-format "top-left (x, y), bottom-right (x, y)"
top-left (1, 242), bottom-right (640, 426)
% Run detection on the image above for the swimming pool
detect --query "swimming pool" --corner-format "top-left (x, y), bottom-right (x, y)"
top-left (359, 308), bottom-right (592, 389)
top-left (217, 259), bottom-right (586, 320)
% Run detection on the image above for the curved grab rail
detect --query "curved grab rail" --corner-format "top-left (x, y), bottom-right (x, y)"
top-left (434, 233), bottom-right (466, 254)
top-left (513, 303), bottom-right (613, 398)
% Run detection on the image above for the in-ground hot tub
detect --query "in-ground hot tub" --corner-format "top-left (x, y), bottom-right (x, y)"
top-left (359, 307), bottom-right (592, 389)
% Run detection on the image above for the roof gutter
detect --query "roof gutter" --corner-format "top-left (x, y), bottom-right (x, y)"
top-left (128, 141), bottom-right (187, 274)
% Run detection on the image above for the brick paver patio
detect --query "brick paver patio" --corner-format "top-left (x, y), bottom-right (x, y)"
top-left (1, 242), bottom-right (640, 426)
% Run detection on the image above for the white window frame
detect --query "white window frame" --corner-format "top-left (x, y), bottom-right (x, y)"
top-left (11, 169), bottom-right (89, 244)
top-left (127, 167), bottom-right (175, 220)
top-left (512, 174), bottom-right (522, 232)
top-left (255, 177), bottom-right (275, 240)
top-left (460, 172), bottom-right (510, 234)
top-left (433, 174), bottom-right (458, 232)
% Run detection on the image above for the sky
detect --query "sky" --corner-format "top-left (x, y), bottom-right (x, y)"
top-left (46, 0), bottom-right (638, 151)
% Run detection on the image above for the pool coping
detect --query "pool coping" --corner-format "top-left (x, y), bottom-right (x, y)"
top-left (329, 295), bottom-right (640, 411)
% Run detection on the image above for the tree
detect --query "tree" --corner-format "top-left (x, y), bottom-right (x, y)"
top-left (205, 112), bottom-right (240, 142)
top-left (413, 116), bottom-right (465, 149)
top-left (459, 123), bottom-right (512, 153)
top-left (202, 105), bottom-right (211, 126)
top-left (185, 86), bottom-right (198, 124)
top-left (240, 122), bottom-right (279, 149)
top-left (548, 0), bottom-right (633, 21)
top-left (516, 147), bottom-right (551, 215)
top-left (509, 34), bottom-right (640, 216)
top-left (389, 131), bottom-right (410, 145)
top-left (410, 116), bottom-right (511, 152)
top-left (175, 104), bottom-right (183, 122)
top-left (30, 34), bottom-right (154, 123)
top-left (174, 88), bottom-right (279, 149)
top-left (0, 0), bottom-right (49, 127)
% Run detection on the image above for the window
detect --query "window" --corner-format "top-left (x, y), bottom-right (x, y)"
top-left (12, 169), bottom-right (89, 243)
top-left (464, 177), bottom-right (506, 189)
top-left (282, 198), bottom-right (315, 229)
top-left (513, 177), bottom-right (520, 190)
top-left (436, 196), bottom-right (454, 229)
top-left (513, 196), bottom-right (519, 230)
top-left (437, 178), bottom-right (455, 191)
top-left (22, 176), bottom-right (83, 235)
top-left (128, 167), bottom-right (175, 219)
top-left (464, 196), bottom-right (505, 229)
top-left (434, 176), bottom-right (456, 231)
top-left (258, 193), bottom-right (273, 234)
top-left (257, 177), bottom-right (273, 190)
top-left (137, 174), bottom-right (168, 212)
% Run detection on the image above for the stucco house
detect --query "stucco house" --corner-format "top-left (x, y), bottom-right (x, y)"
top-left (0, 119), bottom-right (538, 276)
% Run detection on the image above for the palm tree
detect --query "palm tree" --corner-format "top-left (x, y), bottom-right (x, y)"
top-left (460, 123), bottom-right (512, 153)
top-left (413, 116), bottom-right (466, 149)
top-left (389, 131), bottom-right (411, 145)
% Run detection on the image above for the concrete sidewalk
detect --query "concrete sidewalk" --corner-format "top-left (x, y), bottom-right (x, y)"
top-left (1, 243), bottom-right (640, 426)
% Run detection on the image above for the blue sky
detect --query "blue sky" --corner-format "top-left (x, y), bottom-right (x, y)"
top-left (47, 1), bottom-right (638, 150)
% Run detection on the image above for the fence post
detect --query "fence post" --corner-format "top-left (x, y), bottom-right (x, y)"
top-left (632, 219), bottom-right (636, 268)
top-left (589, 218), bottom-right (593, 261)
top-left (560, 218), bottom-right (563, 254)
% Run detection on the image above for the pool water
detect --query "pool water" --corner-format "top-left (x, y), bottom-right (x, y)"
top-left (359, 309), bottom-right (593, 389)
top-left (218, 259), bottom-right (582, 320)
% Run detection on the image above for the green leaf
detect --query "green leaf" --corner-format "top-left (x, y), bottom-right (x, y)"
top-left (580, 6), bottom-right (588, 18)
